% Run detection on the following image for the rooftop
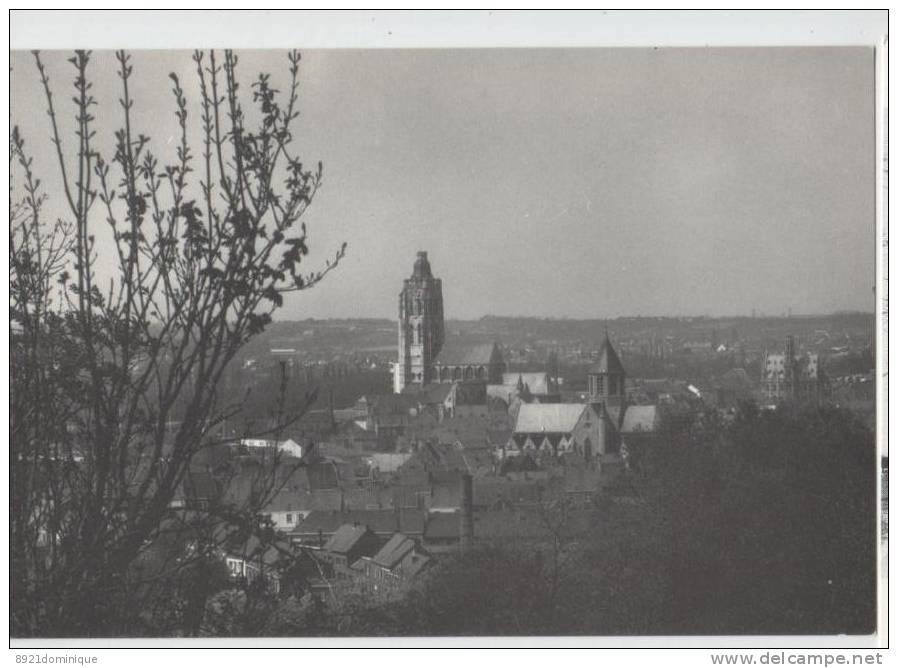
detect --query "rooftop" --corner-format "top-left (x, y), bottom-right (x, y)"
top-left (514, 403), bottom-right (589, 434)
top-left (371, 532), bottom-right (416, 569)
top-left (324, 523), bottom-right (373, 555)
top-left (435, 342), bottom-right (501, 366)
top-left (588, 335), bottom-right (625, 376)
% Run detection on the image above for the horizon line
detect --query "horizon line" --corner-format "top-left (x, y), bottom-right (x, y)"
top-left (270, 309), bottom-right (875, 323)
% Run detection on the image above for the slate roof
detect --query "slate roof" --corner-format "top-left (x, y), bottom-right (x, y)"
top-left (434, 342), bottom-right (500, 366)
top-left (513, 403), bottom-right (588, 434)
top-left (371, 532), bottom-right (416, 569)
top-left (621, 405), bottom-right (659, 433)
top-left (588, 335), bottom-right (625, 376)
top-left (324, 524), bottom-right (372, 554)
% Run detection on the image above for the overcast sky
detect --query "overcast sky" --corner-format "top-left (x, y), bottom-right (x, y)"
top-left (10, 47), bottom-right (875, 320)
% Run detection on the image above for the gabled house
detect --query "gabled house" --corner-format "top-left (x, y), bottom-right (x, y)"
top-left (354, 532), bottom-right (431, 593)
top-left (401, 382), bottom-right (458, 420)
top-left (320, 523), bottom-right (380, 574)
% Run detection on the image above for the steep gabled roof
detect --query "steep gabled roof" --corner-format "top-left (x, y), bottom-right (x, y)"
top-left (435, 342), bottom-right (501, 366)
top-left (588, 335), bottom-right (625, 376)
top-left (371, 532), bottom-right (416, 568)
top-left (324, 524), bottom-right (373, 555)
top-left (513, 403), bottom-right (588, 434)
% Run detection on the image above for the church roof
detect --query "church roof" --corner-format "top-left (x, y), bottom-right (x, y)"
top-left (588, 335), bottom-right (625, 376)
top-left (435, 342), bottom-right (501, 366)
top-left (621, 405), bottom-right (659, 433)
top-left (513, 403), bottom-right (588, 434)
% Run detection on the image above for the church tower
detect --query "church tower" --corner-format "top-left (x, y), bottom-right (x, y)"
top-left (587, 332), bottom-right (626, 408)
top-left (394, 251), bottom-right (445, 393)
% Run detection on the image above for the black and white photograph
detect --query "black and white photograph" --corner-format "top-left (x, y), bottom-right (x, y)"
top-left (7, 9), bottom-right (889, 653)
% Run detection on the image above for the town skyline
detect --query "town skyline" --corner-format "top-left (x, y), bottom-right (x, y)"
top-left (10, 47), bottom-right (876, 321)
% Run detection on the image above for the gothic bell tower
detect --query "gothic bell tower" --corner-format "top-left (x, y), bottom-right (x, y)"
top-left (587, 332), bottom-right (626, 408)
top-left (394, 251), bottom-right (444, 393)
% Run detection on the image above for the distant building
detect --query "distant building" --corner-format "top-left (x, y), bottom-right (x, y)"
top-left (394, 251), bottom-right (445, 393)
top-left (393, 252), bottom-right (505, 401)
top-left (762, 336), bottom-right (828, 403)
top-left (319, 524), bottom-right (381, 574)
top-left (509, 403), bottom-right (605, 462)
top-left (487, 371), bottom-right (562, 405)
top-left (238, 438), bottom-right (304, 459)
top-left (507, 333), bottom-right (659, 470)
top-left (354, 533), bottom-right (431, 593)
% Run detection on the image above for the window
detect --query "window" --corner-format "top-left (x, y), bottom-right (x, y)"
top-left (286, 513), bottom-right (293, 524)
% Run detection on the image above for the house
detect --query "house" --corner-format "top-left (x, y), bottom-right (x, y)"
top-left (354, 533), bottom-right (431, 592)
top-left (397, 441), bottom-right (473, 482)
top-left (238, 438), bottom-right (304, 459)
top-left (320, 523), bottom-right (381, 574)
top-left (219, 531), bottom-right (293, 595)
top-left (263, 489), bottom-right (323, 531)
top-left (401, 382), bottom-right (457, 420)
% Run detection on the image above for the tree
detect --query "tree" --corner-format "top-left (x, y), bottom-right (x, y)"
top-left (10, 49), bottom-right (345, 636)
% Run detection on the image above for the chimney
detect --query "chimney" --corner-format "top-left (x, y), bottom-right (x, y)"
top-left (459, 473), bottom-right (474, 551)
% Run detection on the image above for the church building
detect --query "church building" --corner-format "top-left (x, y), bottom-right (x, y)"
top-left (393, 252), bottom-right (504, 399)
